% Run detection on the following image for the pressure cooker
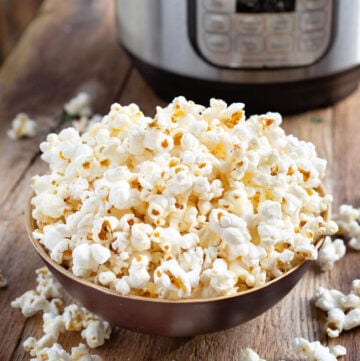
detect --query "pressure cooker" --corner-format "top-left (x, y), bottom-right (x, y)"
top-left (116, 0), bottom-right (360, 114)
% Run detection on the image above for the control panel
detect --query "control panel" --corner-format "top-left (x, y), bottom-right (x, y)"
top-left (193, 0), bottom-right (333, 68)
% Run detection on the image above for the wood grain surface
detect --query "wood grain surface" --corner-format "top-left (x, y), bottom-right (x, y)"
top-left (0, 0), bottom-right (43, 63)
top-left (0, 1), bottom-right (359, 360)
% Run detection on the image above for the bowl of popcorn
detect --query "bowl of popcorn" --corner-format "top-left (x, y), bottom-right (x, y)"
top-left (26, 97), bottom-right (337, 337)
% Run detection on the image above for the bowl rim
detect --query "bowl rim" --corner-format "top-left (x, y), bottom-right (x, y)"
top-left (26, 184), bottom-right (329, 304)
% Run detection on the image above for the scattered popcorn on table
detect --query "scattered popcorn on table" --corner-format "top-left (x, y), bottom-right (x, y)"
top-left (317, 236), bottom-right (346, 271)
top-left (31, 97), bottom-right (336, 299)
top-left (11, 290), bottom-right (63, 318)
top-left (7, 112), bottom-right (37, 139)
top-left (11, 267), bottom-right (109, 360)
top-left (61, 304), bottom-right (111, 348)
top-left (239, 348), bottom-right (267, 361)
top-left (0, 269), bottom-right (7, 288)
top-left (25, 342), bottom-right (102, 361)
top-left (64, 92), bottom-right (92, 117)
top-left (36, 267), bottom-right (63, 299)
top-left (333, 204), bottom-right (360, 250)
top-left (292, 337), bottom-right (346, 361)
top-left (313, 279), bottom-right (360, 337)
top-left (11, 267), bottom-right (63, 317)
top-left (81, 318), bottom-right (111, 348)
top-left (70, 343), bottom-right (102, 361)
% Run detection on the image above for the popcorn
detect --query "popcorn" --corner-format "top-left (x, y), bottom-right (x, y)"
top-left (25, 342), bottom-right (102, 361)
top-left (11, 290), bottom-right (62, 318)
top-left (81, 320), bottom-right (111, 348)
top-left (291, 337), bottom-right (346, 360)
top-left (62, 304), bottom-right (87, 331)
top-left (31, 193), bottom-right (68, 221)
top-left (317, 237), bottom-right (346, 271)
top-left (313, 287), bottom-right (346, 312)
top-left (333, 204), bottom-right (360, 250)
top-left (97, 271), bottom-right (116, 286)
top-left (92, 216), bottom-right (119, 244)
top-left (31, 97), bottom-right (335, 299)
top-left (293, 235), bottom-right (318, 261)
top-left (343, 307), bottom-right (360, 330)
top-left (325, 308), bottom-right (345, 337)
top-left (70, 343), bottom-right (102, 361)
top-left (12, 268), bottom-right (109, 360)
top-left (201, 259), bottom-right (236, 297)
top-left (72, 243), bottom-right (111, 277)
top-left (43, 314), bottom-right (65, 339)
top-left (108, 181), bottom-right (132, 209)
top-left (154, 259), bottom-right (192, 298)
top-left (62, 304), bottom-right (111, 347)
top-left (239, 348), bottom-right (266, 361)
top-left (7, 112), bottom-right (37, 139)
top-left (24, 335), bottom-right (59, 358)
top-left (313, 279), bottom-right (360, 337)
top-left (209, 209), bottom-right (251, 245)
top-left (126, 255), bottom-right (151, 289)
top-left (64, 92), bottom-right (92, 117)
top-left (36, 267), bottom-right (63, 298)
top-left (72, 115), bottom-right (102, 134)
top-left (114, 277), bottom-right (131, 295)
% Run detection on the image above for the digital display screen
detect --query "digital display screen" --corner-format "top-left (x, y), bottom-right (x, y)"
top-left (236, 0), bottom-right (296, 13)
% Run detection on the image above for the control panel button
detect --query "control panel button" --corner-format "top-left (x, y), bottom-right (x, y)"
top-left (299, 31), bottom-right (325, 52)
top-left (304, 0), bottom-right (326, 10)
top-left (267, 14), bottom-right (293, 33)
top-left (203, 0), bottom-right (233, 12)
top-left (236, 15), bottom-right (264, 34)
top-left (267, 35), bottom-right (293, 53)
top-left (237, 35), bottom-right (264, 54)
top-left (205, 33), bottom-right (231, 52)
top-left (300, 11), bottom-right (325, 31)
top-left (204, 13), bottom-right (231, 33)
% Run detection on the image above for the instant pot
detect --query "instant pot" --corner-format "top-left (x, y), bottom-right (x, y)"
top-left (116, 0), bottom-right (360, 114)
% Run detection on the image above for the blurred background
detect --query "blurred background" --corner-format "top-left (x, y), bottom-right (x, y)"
top-left (2, 0), bottom-right (359, 119)
top-left (0, 0), bottom-right (42, 64)
top-left (0, 0), bottom-right (131, 121)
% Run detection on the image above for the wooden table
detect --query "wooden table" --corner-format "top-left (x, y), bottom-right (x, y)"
top-left (0, 1), bottom-right (359, 360)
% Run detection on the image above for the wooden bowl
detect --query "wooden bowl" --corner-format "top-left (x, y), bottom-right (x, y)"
top-left (26, 187), bottom-right (329, 337)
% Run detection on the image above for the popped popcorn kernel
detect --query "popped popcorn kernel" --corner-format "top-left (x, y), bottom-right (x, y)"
top-left (10, 290), bottom-right (62, 318)
top-left (81, 320), bottom-right (111, 348)
top-left (36, 267), bottom-right (63, 299)
top-left (7, 112), bottom-right (37, 139)
top-left (333, 204), bottom-right (360, 250)
top-left (72, 115), bottom-right (102, 134)
top-left (239, 348), bottom-right (267, 361)
top-left (317, 237), bottom-right (346, 271)
top-left (31, 97), bottom-right (334, 299)
top-left (313, 279), bottom-right (360, 337)
top-left (70, 343), bottom-right (102, 361)
top-left (64, 92), bottom-right (92, 117)
top-left (292, 337), bottom-right (346, 361)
